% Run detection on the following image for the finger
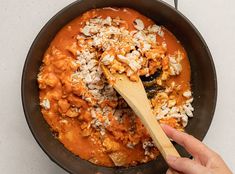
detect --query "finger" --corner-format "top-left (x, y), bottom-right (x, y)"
top-left (161, 124), bottom-right (214, 162)
top-left (166, 155), bottom-right (209, 174)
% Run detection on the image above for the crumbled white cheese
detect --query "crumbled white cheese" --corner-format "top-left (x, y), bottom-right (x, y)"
top-left (143, 141), bottom-right (154, 149)
top-left (81, 25), bottom-right (93, 36)
top-left (156, 107), bottom-right (170, 119)
top-left (60, 119), bottom-right (68, 124)
top-left (142, 43), bottom-right (151, 52)
top-left (87, 59), bottom-right (98, 69)
top-left (142, 140), bottom-right (154, 156)
top-left (129, 59), bottom-right (141, 72)
top-left (114, 110), bottom-right (123, 122)
top-left (101, 54), bottom-right (114, 65)
top-left (183, 103), bottom-right (194, 117)
top-left (126, 142), bottom-right (134, 149)
top-left (75, 15), bottom-right (194, 135)
top-left (40, 98), bottom-right (50, 110)
top-left (169, 56), bottom-right (177, 64)
top-left (154, 88), bottom-right (194, 127)
top-left (148, 24), bottom-right (164, 37)
top-left (181, 114), bottom-right (188, 127)
top-left (84, 74), bottom-right (93, 84)
top-left (183, 91), bottom-right (192, 98)
top-left (102, 16), bottom-right (112, 26)
top-left (134, 31), bottom-right (146, 41)
top-left (85, 97), bottom-right (92, 103)
top-left (186, 98), bottom-right (194, 104)
top-left (131, 50), bottom-right (140, 57)
top-left (117, 55), bottom-right (130, 64)
top-left (147, 34), bottom-right (157, 43)
top-left (162, 41), bottom-right (167, 49)
top-left (169, 55), bottom-right (182, 76)
top-left (134, 19), bottom-right (145, 30)
top-left (168, 99), bottom-right (176, 107)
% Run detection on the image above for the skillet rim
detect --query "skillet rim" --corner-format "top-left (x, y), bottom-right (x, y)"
top-left (21, 0), bottom-right (217, 173)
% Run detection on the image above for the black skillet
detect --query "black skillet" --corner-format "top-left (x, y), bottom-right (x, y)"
top-left (21, 0), bottom-right (217, 173)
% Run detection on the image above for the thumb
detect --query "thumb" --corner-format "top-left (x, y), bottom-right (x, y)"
top-left (166, 155), bottom-right (209, 174)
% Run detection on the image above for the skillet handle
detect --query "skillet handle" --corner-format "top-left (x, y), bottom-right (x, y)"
top-left (174, 0), bottom-right (178, 10)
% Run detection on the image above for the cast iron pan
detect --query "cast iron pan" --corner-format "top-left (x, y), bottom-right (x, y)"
top-left (21, 0), bottom-right (217, 173)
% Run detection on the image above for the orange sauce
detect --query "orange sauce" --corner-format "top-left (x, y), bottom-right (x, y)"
top-left (38, 8), bottom-right (191, 167)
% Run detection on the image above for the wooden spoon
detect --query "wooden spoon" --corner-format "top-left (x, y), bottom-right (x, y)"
top-left (101, 65), bottom-right (180, 161)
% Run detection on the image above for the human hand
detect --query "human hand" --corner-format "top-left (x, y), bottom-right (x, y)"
top-left (161, 124), bottom-right (232, 174)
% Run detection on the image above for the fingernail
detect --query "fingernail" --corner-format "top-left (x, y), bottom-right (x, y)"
top-left (166, 155), bottom-right (178, 164)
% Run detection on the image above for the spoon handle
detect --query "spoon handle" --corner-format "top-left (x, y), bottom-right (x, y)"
top-left (132, 98), bottom-right (181, 160)
top-left (113, 75), bottom-right (180, 160)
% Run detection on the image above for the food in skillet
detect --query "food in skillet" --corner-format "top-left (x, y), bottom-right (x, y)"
top-left (38, 7), bottom-right (194, 167)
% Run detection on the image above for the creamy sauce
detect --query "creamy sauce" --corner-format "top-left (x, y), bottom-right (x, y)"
top-left (38, 8), bottom-right (191, 167)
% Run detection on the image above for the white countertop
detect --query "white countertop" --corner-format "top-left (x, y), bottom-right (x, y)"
top-left (0, 0), bottom-right (234, 173)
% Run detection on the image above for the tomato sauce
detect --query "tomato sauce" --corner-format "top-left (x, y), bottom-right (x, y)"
top-left (38, 8), bottom-right (191, 167)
